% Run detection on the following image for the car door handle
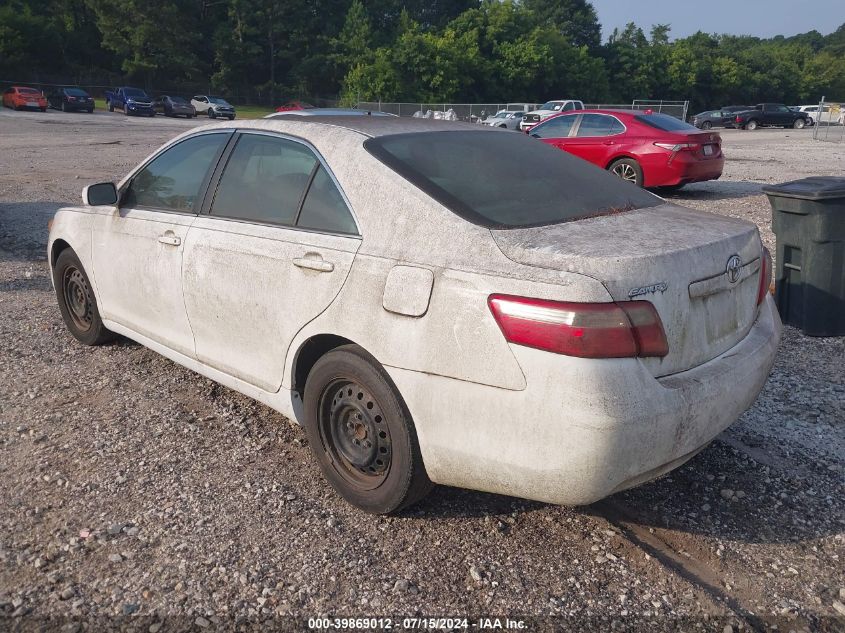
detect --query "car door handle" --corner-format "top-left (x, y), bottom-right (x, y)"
top-left (158, 234), bottom-right (181, 246)
top-left (293, 257), bottom-right (334, 273)
top-left (603, 140), bottom-right (615, 145)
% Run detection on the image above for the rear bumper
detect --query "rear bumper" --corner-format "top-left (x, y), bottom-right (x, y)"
top-left (387, 295), bottom-right (781, 505)
top-left (644, 153), bottom-right (725, 187)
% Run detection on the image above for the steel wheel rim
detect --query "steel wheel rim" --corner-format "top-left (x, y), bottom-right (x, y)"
top-left (612, 163), bottom-right (638, 184)
top-left (318, 379), bottom-right (392, 491)
top-left (62, 266), bottom-right (93, 332)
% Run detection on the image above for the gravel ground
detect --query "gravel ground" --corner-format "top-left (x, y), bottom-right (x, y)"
top-left (0, 109), bottom-right (843, 631)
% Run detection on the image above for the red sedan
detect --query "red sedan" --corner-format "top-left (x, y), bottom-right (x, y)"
top-left (2, 86), bottom-right (48, 112)
top-left (528, 109), bottom-right (724, 189)
top-left (275, 100), bottom-right (315, 112)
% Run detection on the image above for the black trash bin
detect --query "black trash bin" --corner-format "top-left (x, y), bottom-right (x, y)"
top-left (762, 176), bottom-right (845, 336)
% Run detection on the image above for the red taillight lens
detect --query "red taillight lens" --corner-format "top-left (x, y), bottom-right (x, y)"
top-left (757, 246), bottom-right (773, 306)
top-left (654, 142), bottom-right (698, 152)
top-left (735, 115), bottom-right (742, 123)
top-left (488, 294), bottom-right (669, 359)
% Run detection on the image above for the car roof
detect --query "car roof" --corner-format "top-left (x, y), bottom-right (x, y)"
top-left (208, 116), bottom-right (492, 139)
top-left (267, 108), bottom-right (396, 118)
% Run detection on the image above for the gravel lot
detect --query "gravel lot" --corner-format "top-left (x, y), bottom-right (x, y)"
top-left (1, 108), bottom-right (843, 631)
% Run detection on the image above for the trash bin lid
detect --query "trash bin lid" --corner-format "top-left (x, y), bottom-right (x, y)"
top-left (762, 176), bottom-right (845, 200)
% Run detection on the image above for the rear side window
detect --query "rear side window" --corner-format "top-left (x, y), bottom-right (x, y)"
top-left (211, 133), bottom-right (357, 234)
top-left (634, 113), bottom-right (699, 132)
top-left (364, 131), bottom-right (659, 229)
top-left (211, 134), bottom-right (317, 225)
top-left (123, 133), bottom-right (229, 212)
top-left (297, 166), bottom-right (357, 234)
top-left (576, 114), bottom-right (624, 137)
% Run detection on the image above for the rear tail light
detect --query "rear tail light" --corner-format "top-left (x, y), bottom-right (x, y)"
top-left (735, 115), bottom-right (742, 123)
top-left (654, 142), bottom-right (699, 152)
top-left (757, 246), bottom-right (773, 306)
top-left (488, 294), bottom-right (669, 359)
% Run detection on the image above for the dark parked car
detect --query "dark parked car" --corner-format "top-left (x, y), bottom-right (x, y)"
top-left (153, 95), bottom-right (196, 118)
top-left (47, 87), bottom-right (94, 113)
top-left (732, 103), bottom-right (811, 130)
top-left (690, 110), bottom-right (730, 130)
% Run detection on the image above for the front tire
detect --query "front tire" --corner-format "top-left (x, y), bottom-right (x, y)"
top-left (303, 344), bottom-right (432, 514)
top-left (608, 158), bottom-right (644, 187)
top-left (108, 101), bottom-right (114, 112)
top-left (701, 121), bottom-right (712, 130)
top-left (793, 118), bottom-right (806, 129)
top-left (53, 249), bottom-right (115, 346)
top-left (208, 109), bottom-right (216, 119)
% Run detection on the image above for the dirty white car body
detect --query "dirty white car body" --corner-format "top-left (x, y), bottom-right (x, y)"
top-left (48, 117), bottom-right (781, 512)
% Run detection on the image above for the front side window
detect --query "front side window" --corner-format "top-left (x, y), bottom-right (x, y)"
top-left (123, 133), bottom-right (228, 212)
top-left (576, 114), bottom-right (623, 137)
top-left (532, 115), bottom-right (576, 139)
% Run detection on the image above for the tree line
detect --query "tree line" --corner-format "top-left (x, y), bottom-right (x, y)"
top-left (2, 0), bottom-right (844, 111)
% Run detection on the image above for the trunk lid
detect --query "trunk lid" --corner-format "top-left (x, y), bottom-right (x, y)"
top-left (491, 203), bottom-right (762, 377)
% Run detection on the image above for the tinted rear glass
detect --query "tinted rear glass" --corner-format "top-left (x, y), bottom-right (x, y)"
top-left (364, 131), bottom-right (659, 229)
top-left (635, 113), bottom-right (699, 132)
top-left (65, 88), bottom-right (88, 96)
top-left (19, 88), bottom-right (40, 95)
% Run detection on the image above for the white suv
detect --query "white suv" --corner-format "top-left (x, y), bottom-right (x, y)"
top-left (191, 95), bottom-right (236, 120)
top-left (520, 99), bottom-right (584, 131)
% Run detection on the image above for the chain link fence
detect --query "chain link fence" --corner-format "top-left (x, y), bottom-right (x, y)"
top-left (357, 99), bottom-right (689, 122)
top-left (812, 98), bottom-right (845, 142)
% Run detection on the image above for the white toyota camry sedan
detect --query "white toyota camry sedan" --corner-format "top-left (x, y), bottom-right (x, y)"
top-left (48, 117), bottom-right (781, 514)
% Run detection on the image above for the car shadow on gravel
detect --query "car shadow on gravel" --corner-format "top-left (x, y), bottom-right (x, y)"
top-left (584, 439), bottom-right (843, 545)
top-left (0, 201), bottom-right (64, 262)
top-left (660, 181), bottom-right (764, 201)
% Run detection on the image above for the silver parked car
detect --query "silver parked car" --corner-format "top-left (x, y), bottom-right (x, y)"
top-left (48, 117), bottom-right (780, 514)
top-left (484, 110), bottom-right (525, 130)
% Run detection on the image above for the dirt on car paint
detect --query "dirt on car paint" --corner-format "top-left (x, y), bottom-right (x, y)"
top-left (0, 110), bottom-right (843, 630)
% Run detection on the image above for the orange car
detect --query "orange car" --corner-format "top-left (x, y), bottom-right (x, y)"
top-left (3, 86), bottom-right (48, 111)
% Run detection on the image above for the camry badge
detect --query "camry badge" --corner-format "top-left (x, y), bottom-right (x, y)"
top-left (628, 282), bottom-right (668, 298)
top-left (726, 255), bottom-right (742, 283)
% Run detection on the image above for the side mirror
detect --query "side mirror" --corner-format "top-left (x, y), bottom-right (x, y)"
top-left (83, 182), bottom-right (118, 206)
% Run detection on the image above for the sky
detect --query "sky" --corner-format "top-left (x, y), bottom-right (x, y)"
top-left (590, 0), bottom-right (844, 41)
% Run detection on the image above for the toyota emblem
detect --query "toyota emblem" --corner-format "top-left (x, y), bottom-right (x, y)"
top-left (726, 255), bottom-right (742, 283)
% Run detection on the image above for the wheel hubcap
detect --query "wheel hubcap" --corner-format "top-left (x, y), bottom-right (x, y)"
top-left (63, 266), bottom-right (93, 332)
top-left (612, 163), bottom-right (637, 183)
top-left (319, 379), bottom-right (392, 490)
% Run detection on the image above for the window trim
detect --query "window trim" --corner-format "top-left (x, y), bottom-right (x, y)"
top-left (199, 129), bottom-right (361, 238)
top-left (118, 130), bottom-right (235, 217)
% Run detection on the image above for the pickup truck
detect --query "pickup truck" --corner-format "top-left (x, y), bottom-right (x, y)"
top-left (733, 103), bottom-right (810, 130)
top-left (105, 87), bottom-right (155, 117)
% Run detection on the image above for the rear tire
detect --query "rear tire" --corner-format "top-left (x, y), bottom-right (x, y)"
top-left (208, 109), bottom-right (216, 119)
top-left (793, 119), bottom-right (805, 129)
top-left (108, 101), bottom-right (114, 112)
top-left (61, 102), bottom-right (67, 112)
top-left (303, 344), bottom-right (432, 514)
top-left (608, 158), bottom-right (644, 187)
top-left (53, 249), bottom-right (115, 346)
top-left (701, 121), bottom-right (712, 130)
top-left (746, 120), bottom-right (758, 131)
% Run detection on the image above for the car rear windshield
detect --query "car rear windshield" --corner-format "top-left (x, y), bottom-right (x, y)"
top-left (364, 131), bottom-right (660, 229)
top-left (65, 88), bottom-right (87, 96)
top-left (635, 113), bottom-right (699, 132)
top-left (19, 88), bottom-right (40, 95)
